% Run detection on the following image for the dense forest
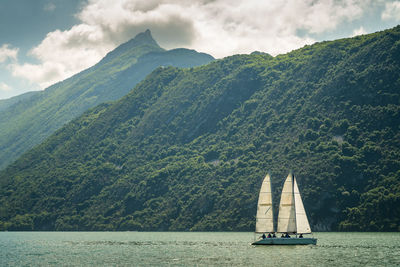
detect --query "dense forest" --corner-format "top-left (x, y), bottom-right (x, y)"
top-left (0, 26), bottom-right (399, 232)
top-left (0, 30), bottom-right (213, 169)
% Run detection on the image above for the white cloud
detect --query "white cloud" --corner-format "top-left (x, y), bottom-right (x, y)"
top-left (184, 0), bottom-right (370, 57)
top-left (0, 44), bottom-right (18, 63)
top-left (9, 0), bottom-right (374, 90)
top-left (0, 82), bottom-right (12, 92)
top-left (382, 1), bottom-right (400, 21)
top-left (352, 26), bottom-right (367, 36)
top-left (10, 24), bottom-right (114, 88)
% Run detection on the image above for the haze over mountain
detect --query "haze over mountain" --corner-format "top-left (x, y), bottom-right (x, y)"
top-left (1, 26), bottom-right (399, 232)
top-left (0, 30), bottom-right (214, 170)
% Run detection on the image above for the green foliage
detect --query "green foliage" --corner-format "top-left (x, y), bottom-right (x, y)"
top-left (0, 30), bottom-right (214, 170)
top-left (1, 26), bottom-right (400, 231)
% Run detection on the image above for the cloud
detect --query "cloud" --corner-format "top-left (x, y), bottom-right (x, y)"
top-left (0, 44), bottom-right (18, 63)
top-left (10, 24), bottom-right (114, 89)
top-left (77, 0), bottom-right (196, 48)
top-left (382, 1), bottom-right (400, 21)
top-left (0, 82), bottom-right (12, 92)
top-left (352, 26), bottom-right (367, 36)
top-left (77, 0), bottom-right (371, 55)
top-left (183, 0), bottom-right (371, 57)
top-left (10, 0), bottom-right (374, 90)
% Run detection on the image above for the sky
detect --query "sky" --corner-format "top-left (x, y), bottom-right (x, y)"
top-left (0, 0), bottom-right (400, 100)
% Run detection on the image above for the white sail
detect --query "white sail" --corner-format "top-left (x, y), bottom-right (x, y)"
top-left (277, 173), bottom-right (296, 233)
top-left (255, 173), bottom-right (274, 233)
top-left (293, 176), bottom-right (312, 234)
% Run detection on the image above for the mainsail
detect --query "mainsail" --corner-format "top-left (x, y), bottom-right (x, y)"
top-left (277, 173), bottom-right (312, 234)
top-left (255, 173), bottom-right (274, 233)
top-left (277, 173), bottom-right (296, 233)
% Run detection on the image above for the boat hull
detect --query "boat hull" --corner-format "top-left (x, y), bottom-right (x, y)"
top-left (252, 237), bottom-right (317, 245)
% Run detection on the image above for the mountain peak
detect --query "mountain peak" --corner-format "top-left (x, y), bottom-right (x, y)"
top-left (128, 29), bottom-right (159, 47)
top-left (99, 29), bottom-right (162, 65)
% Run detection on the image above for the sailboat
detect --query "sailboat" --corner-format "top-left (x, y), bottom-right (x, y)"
top-left (252, 173), bottom-right (317, 245)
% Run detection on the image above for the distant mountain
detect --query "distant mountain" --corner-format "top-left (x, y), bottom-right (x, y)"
top-left (0, 30), bottom-right (214, 170)
top-left (0, 91), bottom-right (39, 112)
top-left (0, 26), bottom-right (399, 232)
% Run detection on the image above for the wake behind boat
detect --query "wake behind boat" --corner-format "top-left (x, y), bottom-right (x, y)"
top-left (252, 173), bottom-right (317, 245)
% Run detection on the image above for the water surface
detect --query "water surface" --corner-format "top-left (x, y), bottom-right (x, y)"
top-left (1, 232), bottom-right (399, 266)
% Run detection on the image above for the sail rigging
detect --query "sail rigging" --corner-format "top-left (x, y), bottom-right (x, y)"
top-left (276, 173), bottom-right (312, 234)
top-left (255, 173), bottom-right (274, 233)
top-left (252, 172), bottom-right (317, 245)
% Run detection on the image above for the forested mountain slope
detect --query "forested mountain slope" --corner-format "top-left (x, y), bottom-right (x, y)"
top-left (0, 30), bottom-right (213, 169)
top-left (0, 26), bottom-right (399, 231)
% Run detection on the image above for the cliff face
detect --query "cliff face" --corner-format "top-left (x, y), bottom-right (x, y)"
top-left (0, 26), bottom-right (399, 231)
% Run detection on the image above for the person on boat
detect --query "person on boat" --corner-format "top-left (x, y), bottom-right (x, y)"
top-left (272, 233), bottom-right (276, 238)
top-left (281, 233), bottom-right (285, 238)
top-left (285, 233), bottom-right (290, 238)
top-left (262, 233), bottom-right (266, 239)
top-left (299, 234), bottom-right (303, 238)
top-left (267, 233), bottom-right (272, 238)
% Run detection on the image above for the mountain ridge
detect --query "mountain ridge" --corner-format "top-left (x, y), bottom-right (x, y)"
top-left (0, 91), bottom-right (40, 112)
top-left (0, 30), bottom-right (214, 170)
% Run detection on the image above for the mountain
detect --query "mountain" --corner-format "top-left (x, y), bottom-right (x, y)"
top-left (0, 30), bottom-right (214, 170)
top-left (0, 26), bottom-right (399, 231)
top-left (0, 91), bottom-right (39, 112)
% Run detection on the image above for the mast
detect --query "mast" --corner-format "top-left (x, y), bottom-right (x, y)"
top-left (292, 174), bottom-right (297, 235)
top-left (255, 173), bottom-right (274, 233)
top-left (277, 173), bottom-right (296, 233)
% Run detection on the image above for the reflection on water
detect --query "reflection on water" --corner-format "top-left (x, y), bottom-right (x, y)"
top-left (1, 232), bottom-right (399, 266)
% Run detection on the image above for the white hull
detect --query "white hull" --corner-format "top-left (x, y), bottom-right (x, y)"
top-left (252, 237), bottom-right (317, 245)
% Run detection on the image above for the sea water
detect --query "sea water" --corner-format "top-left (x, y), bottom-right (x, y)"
top-left (1, 232), bottom-right (399, 266)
